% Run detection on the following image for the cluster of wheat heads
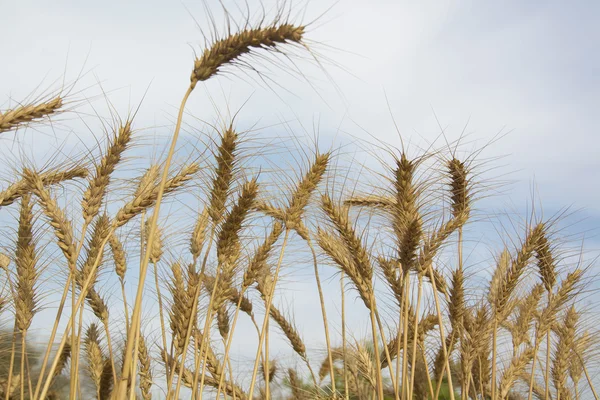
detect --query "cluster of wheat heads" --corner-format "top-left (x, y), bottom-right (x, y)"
top-left (0, 7), bottom-right (598, 400)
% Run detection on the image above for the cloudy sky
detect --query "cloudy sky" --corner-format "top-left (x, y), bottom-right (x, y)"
top-left (1, 0), bottom-right (599, 395)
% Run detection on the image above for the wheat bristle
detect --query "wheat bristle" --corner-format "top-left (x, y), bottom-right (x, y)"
top-left (145, 215), bottom-right (164, 264)
top-left (82, 120), bottom-right (133, 224)
top-left (190, 207), bottom-right (210, 261)
top-left (84, 323), bottom-right (105, 392)
top-left (191, 24), bottom-right (304, 84)
top-left (214, 179), bottom-right (259, 310)
top-left (0, 96), bottom-right (63, 133)
top-left (243, 221), bottom-right (283, 288)
top-left (15, 194), bottom-right (38, 332)
top-left (138, 334), bottom-right (153, 400)
top-left (109, 233), bottom-right (127, 281)
top-left (0, 166), bottom-right (88, 208)
top-left (209, 125), bottom-right (238, 224)
top-left (23, 168), bottom-right (77, 265)
top-left (115, 163), bottom-right (199, 228)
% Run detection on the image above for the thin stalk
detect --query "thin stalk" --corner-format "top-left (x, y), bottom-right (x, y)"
top-left (20, 333), bottom-right (26, 400)
top-left (457, 227), bottom-right (464, 400)
top-left (215, 292), bottom-right (247, 398)
top-left (544, 292), bottom-right (552, 400)
top-left (374, 304), bottom-right (399, 398)
top-left (369, 306), bottom-right (385, 400)
top-left (427, 263), bottom-right (455, 400)
top-left (247, 230), bottom-right (290, 399)
top-left (434, 332), bottom-right (456, 400)
top-left (307, 240), bottom-right (336, 391)
top-left (401, 273), bottom-right (411, 400)
top-left (265, 317), bottom-right (271, 400)
top-left (341, 271), bottom-right (349, 400)
top-left (5, 326), bottom-right (17, 400)
top-left (120, 279), bottom-right (129, 331)
top-left (116, 84), bottom-right (194, 400)
top-left (34, 215), bottom-right (92, 399)
top-left (408, 275), bottom-right (423, 399)
top-left (526, 331), bottom-right (540, 400)
top-left (579, 352), bottom-right (599, 400)
top-left (153, 260), bottom-right (168, 376)
top-left (190, 231), bottom-right (217, 399)
top-left (396, 278), bottom-right (404, 397)
top-left (491, 319), bottom-right (498, 400)
top-left (421, 345), bottom-right (435, 399)
top-left (70, 288), bottom-right (86, 400)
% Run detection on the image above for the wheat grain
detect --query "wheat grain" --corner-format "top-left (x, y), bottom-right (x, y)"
top-left (23, 168), bottom-right (76, 265)
top-left (208, 125), bottom-right (238, 224)
top-left (14, 194), bottom-right (38, 332)
top-left (109, 234), bottom-right (127, 281)
top-left (138, 334), bottom-right (152, 400)
top-left (84, 323), bottom-right (105, 394)
top-left (190, 207), bottom-right (210, 261)
top-left (191, 24), bottom-right (304, 85)
top-left (0, 96), bottom-right (62, 133)
top-left (552, 306), bottom-right (578, 400)
top-left (114, 163), bottom-right (199, 228)
top-left (0, 166), bottom-right (88, 208)
top-left (82, 120), bottom-right (132, 224)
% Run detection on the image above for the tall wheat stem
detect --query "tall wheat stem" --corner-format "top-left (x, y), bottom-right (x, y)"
top-left (526, 330), bottom-right (541, 400)
top-left (579, 353), bottom-right (599, 400)
top-left (21, 333), bottom-right (28, 400)
top-left (189, 231), bottom-right (216, 399)
top-left (35, 217), bottom-right (90, 400)
top-left (120, 280), bottom-right (130, 331)
top-left (190, 231), bottom-right (218, 399)
top-left (408, 275), bottom-right (423, 399)
top-left (396, 281), bottom-right (404, 396)
top-left (544, 293), bottom-right (552, 400)
top-left (307, 240), bottom-right (336, 390)
top-left (421, 344), bottom-right (435, 399)
top-left (428, 263), bottom-right (456, 400)
top-left (247, 229), bottom-right (290, 399)
top-left (491, 319), bottom-right (498, 400)
top-left (265, 316), bottom-right (271, 399)
top-left (374, 304), bottom-right (400, 398)
top-left (341, 271), bottom-right (349, 400)
top-left (401, 273), bottom-right (411, 400)
top-left (457, 227), bottom-right (464, 400)
top-left (369, 305), bottom-right (385, 400)
top-left (116, 84), bottom-right (194, 400)
top-left (435, 332), bottom-right (456, 399)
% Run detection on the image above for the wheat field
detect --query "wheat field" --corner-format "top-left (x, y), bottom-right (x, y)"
top-left (0, 3), bottom-right (598, 400)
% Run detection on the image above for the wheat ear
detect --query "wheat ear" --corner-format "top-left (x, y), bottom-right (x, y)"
top-left (215, 222), bottom-right (287, 397)
top-left (192, 180), bottom-right (259, 399)
top-left (190, 24), bottom-right (304, 85)
top-left (0, 96), bottom-right (62, 133)
top-left (82, 120), bottom-right (132, 224)
top-left (0, 165), bottom-right (88, 208)
top-left (8, 194), bottom-right (38, 400)
top-left (137, 334), bottom-right (152, 400)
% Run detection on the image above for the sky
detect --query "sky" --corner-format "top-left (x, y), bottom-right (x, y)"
top-left (1, 0), bottom-right (599, 396)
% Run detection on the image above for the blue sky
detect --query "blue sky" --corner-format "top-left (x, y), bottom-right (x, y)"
top-left (1, 0), bottom-right (599, 396)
